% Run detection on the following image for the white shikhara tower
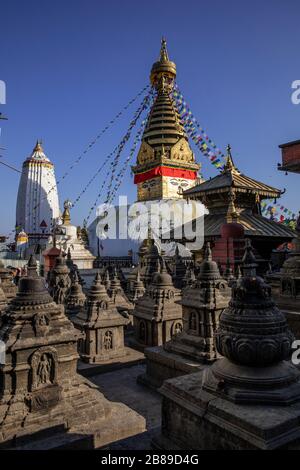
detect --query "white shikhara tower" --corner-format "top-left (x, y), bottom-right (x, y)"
top-left (16, 141), bottom-right (60, 248)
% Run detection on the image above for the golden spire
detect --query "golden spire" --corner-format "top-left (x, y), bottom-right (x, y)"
top-left (226, 188), bottom-right (239, 224)
top-left (62, 200), bottom-right (72, 226)
top-left (33, 140), bottom-right (43, 152)
top-left (150, 37), bottom-right (176, 90)
top-left (159, 37), bottom-right (169, 62)
top-left (222, 144), bottom-right (240, 174)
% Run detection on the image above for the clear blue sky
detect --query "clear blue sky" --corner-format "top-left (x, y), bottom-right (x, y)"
top-left (1, 0), bottom-right (300, 236)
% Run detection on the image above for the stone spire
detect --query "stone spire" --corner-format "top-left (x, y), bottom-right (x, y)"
top-left (132, 255), bottom-right (182, 347)
top-left (48, 251), bottom-right (71, 304)
top-left (65, 271), bottom-right (86, 317)
top-left (203, 240), bottom-right (300, 404)
top-left (165, 242), bottom-right (231, 362)
top-left (143, 240), bottom-right (160, 285)
top-left (182, 263), bottom-right (196, 288)
top-left (131, 268), bottom-right (146, 303)
top-left (103, 268), bottom-right (111, 290)
top-left (76, 272), bottom-right (110, 323)
top-left (0, 260), bottom-right (17, 300)
top-left (73, 271), bottom-right (128, 363)
top-left (173, 245), bottom-right (187, 289)
top-left (223, 257), bottom-right (235, 286)
top-left (108, 268), bottom-right (133, 317)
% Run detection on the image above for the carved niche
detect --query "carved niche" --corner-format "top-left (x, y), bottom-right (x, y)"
top-left (28, 347), bottom-right (60, 412)
top-left (170, 138), bottom-right (194, 163)
top-left (103, 330), bottom-right (113, 351)
top-left (29, 347), bottom-right (58, 392)
top-left (172, 321), bottom-right (183, 337)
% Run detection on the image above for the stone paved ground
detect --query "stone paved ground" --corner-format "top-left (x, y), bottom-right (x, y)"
top-left (89, 364), bottom-right (161, 450)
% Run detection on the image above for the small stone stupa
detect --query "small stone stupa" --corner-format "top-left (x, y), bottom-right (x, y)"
top-left (0, 261), bottom-right (17, 301)
top-left (73, 272), bottom-right (128, 363)
top-left (0, 256), bottom-right (144, 448)
top-left (172, 245), bottom-right (187, 289)
top-left (108, 267), bottom-right (133, 319)
top-left (48, 252), bottom-right (71, 305)
top-left (65, 271), bottom-right (86, 318)
top-left (130, 269), bottom-right (146, 303)
top-left (139, 243), bottom-right (231, 389)
top-left (49, 200), bottom-right (95, 270)
top-left (154, 241), bottom-right (300, 450)
top-left (132, 257), bottom-right (183, 349)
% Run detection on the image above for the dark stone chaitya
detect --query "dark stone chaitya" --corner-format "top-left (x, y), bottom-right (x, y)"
top-left (48, 252), bottom-right (71, 304)
top-left (139, 243), bottom-right (231, 389)
top-left (65, 271), bottom-right (86, 318)
top-left (130, 269), bottom-right (146, 303)
top-left (154, 241), bottom-right (300, 450)
top-left (132, 257), bottom-right (183, 350)
top-left (172, 245), bottom-right (187, 289)
top-left (73, 272), bottom-right (128, 363)
top-left (0, 256), bottom-right (144, 448)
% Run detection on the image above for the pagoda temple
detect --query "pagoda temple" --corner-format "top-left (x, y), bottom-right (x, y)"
top-left (131, 39), bottom-right (200, 202)
top-left (183, 145), bottom-right (295, 263)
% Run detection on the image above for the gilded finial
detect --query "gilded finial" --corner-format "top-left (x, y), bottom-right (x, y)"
top-left (222, 144), bottom-right (240, 175)
top-left (62, 199), bottom-right (72, 226)
top-left (226, 188), bottom-right (239, 223)
top-left (160, 37), bottom-right (169, 62)
top-left (150, 38), bottom-right (176, 90)
top-left (33, 140), bottom-right (43, 152)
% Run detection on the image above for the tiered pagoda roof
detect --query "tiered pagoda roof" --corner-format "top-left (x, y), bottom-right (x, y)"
top-left (182, 146), bottom-right (295, 241)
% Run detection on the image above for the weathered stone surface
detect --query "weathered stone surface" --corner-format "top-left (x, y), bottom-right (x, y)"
top-left (132, 257), bottom-right (183, 350)
top-left (0, 256), bottom-right (145, 449)
top-left (140, 243), bottom-right (230, 389)
top-left (47, 252), bottom-right (71, 304)
top-left (154, 241), bottom-right (300, 450)
top-left (73, 272), bottom-right (128, 363)
top-left (65, 271), bottom-right (86, 318)
top-left (154, 372), bottom-right (300, 450)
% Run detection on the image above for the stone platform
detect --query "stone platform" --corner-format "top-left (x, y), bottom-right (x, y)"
top-left (137, 346), bottom-right (207, 390)
top-left (153, 371), bottom-right (300, 450)
top-left (78, 346), bottom-right (145, 377)
top-left (1, 375), bottom-right (145, 450)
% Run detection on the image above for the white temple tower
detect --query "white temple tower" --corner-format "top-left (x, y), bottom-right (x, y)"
top-left (16, 141), bottom-right (60, 251)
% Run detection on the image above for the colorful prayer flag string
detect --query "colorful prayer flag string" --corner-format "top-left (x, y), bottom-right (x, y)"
top-left (171, 85), bottom-right (226, 171)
